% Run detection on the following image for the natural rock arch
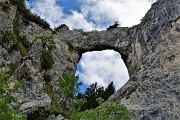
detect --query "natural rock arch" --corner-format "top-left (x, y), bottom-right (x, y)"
top-left (0, 0), bottom-right (180, 119)
top-left (53, 0), bottom-right (180, 119)
top-left (54, 27), bottom-right (131, 70)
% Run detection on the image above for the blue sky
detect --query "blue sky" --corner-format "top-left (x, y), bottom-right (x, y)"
top-left (56, 0), bottom-right (81, 14)
top-left (26, 0), bottom-right (156, 92)
top-left (27, 0), bottom-right (81, 14)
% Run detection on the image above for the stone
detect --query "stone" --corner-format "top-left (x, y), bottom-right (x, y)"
top-left (19, 92), bottom-right (51, 114)
top-left (48, 114), bottom-right (65, 120)
top-left (49, 114), bottom-right (56, 120)
top-left (0, 0), bottom-right (180, 119)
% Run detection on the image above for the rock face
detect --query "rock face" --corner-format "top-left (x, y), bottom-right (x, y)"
top-left (0, 0), bottom-right (180, 119)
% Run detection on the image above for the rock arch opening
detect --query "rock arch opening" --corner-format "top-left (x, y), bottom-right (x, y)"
top-left (75, 50), bottom-right (129, 92)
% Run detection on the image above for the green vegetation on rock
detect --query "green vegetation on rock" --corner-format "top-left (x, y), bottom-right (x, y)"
top-left (41, 50), bottom-right (54, 70)
top-left (39, 36), bottom-right (52, 42)
top-left (26, 107), bottom-right (50, 120)
top-left (0, 72), bottom-right (26, 120)
top-left (2, 31), bottom-right (28, 57)
top-left (43, 73), bottom-right (51, 83)
top-left (47, 73), bottom-right (129, 120)
top-left (1, 6), bottom-right (28, 57)
top-left (10, 0), bottom-right (50, 29)
top-left (58, 73), bottom-right (81, 103)
top-left (43, 73), bottom-right (82, 119)
top-left (0, 1), bottom-right (11, 11)
top-left (2, 32), bottom-right (17, 44)
top-left (17, 42), bottom-right (28, 56)
top-left (72, 100), bottom-right (130, 120)
top-left (40, 35), bottom-right (54, 50)
top-left (51, 73), bottom-right (81, 117)
top-left (7, 62), bottom-right (19, 75)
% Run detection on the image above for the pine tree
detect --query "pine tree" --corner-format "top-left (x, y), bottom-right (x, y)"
top-left (82, 82), bottom-right (105, 110)
top-left (107, 21), bottom-right (119, 30)
top-left (76, 81), bottom-right (115, 111)
top-left (103, 81), bottom-right (115, 100)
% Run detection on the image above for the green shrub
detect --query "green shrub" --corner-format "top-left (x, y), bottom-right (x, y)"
top-left (39, 36), bottom-right (52, 42)
top-left (43, 73), bottom-right (51, 83)
top-left (0, 62), bottom-right (6, 67)
top-left (7, 62), bottom-right (19, 75)
top-left (72, 101), bottom-right (130, 120)
top-left (17, 42), bottom-right (28, 56)
top-left (50, 99), bottom-right (71, 119)
top-left (54, 24), bottom-right (69, 31)
top-left (0, 72), bottom-right (26, 120)
top-left (2, 32), bottom-right (28, 57)
top-left (27, 107), bottom-right (49, 120)
top-left (41, 50), bottom-right (54, 70)
top-left (57, 73), bottom-right (82, 110)
top-left (40, 36), bottom-right (54, 50)
top-left (0, 1), bottom-right (11, 11)
top-left (73, 98), bottom-right (86, 111)
top-left (2, 32), bottom-right (17, 43)
top-left (46, 73), bottom-right (82, 119)
top-left (107, 22), bottom-right (119, 30)
top-left (58, 73), bottom-right (81, 101)
top-left (96, 97), bottom-right (105, 105)
top-left (54, 73), bottom-right (81, 109)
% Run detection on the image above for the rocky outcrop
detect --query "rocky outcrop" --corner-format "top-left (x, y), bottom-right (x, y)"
top-left (0, 0), bottom-right (180, 119)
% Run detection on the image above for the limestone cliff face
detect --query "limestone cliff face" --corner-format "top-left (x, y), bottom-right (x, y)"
top-left (0, 0), bottom-right (180, 119)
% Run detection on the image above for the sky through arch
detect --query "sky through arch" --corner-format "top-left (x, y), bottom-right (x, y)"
top-left (76, 50), bottom-right (129, 91)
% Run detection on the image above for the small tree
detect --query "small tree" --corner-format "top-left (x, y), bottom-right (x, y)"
top-left (82, 82), bottom-right (105, 110)
top-left (107, 21), bottom-right (120, 30)
top-left (103, 81), bottom-right (115, 100)
top-left (76, 81), bottom-right (116, 111)
top-left (57, 73), bottom-right (82, 109)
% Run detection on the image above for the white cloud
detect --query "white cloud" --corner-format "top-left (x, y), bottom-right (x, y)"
top-left (61, 11), bottom-right (96, 31)
top-left (76, 50), bottom-right (129, 90)
top-left (27, 0), bottom-right (156, 31)
top-left (27, 0), bottom-right (64, 27)
top-left (27, 0), bottom-right (96, 31)
top-left (79, 0), bottom-right (153, 28)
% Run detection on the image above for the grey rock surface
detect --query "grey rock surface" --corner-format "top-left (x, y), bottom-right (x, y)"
top-left (49, 114), bottom-right (65, 120)
top-left (0, 0), bottom-right (180, 119)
